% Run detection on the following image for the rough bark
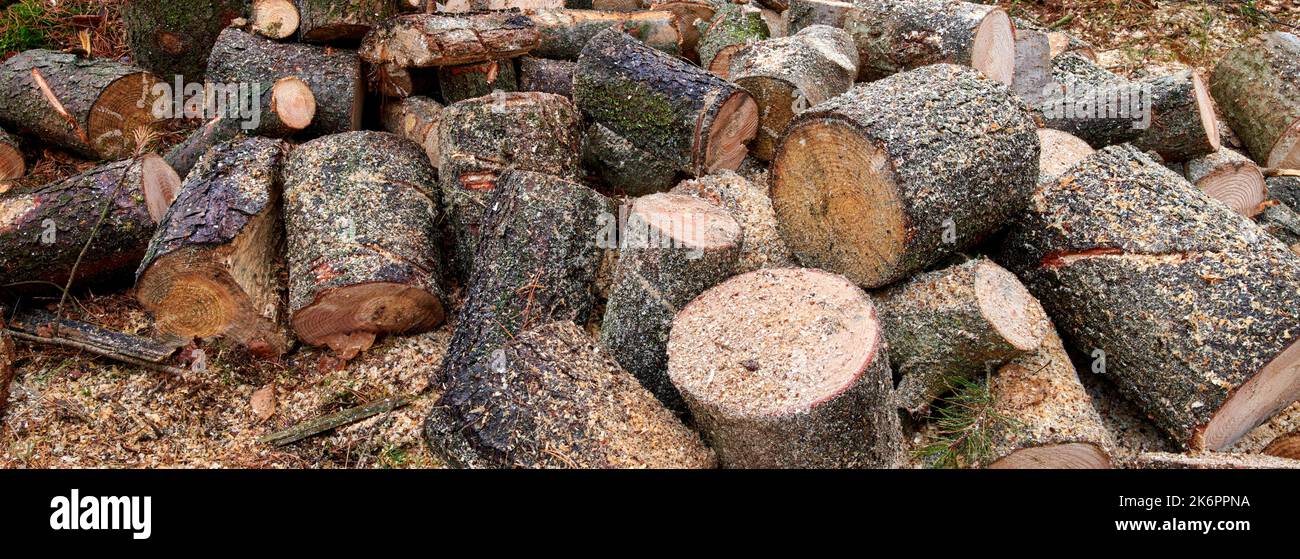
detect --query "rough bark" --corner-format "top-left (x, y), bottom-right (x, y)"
top-left (529, 9), bottom-right (682, 60)
top-left (0, 127), bottom-right (24, 180)
top-left (729, 24), bottom-right (858, 161)
top-left (1269, 175), bottom-right (1300, 209)
top-left (165, 118), bottom-right (239, 180)
top-left (379, 95), bottom-right (442, 167)
top-left (1185, 147), bottom-right (1267, 217)
top-left (1130, 452), bottom-right (1300, 469)
top-left (574, 27), bottom-right (758, 176)
top-left (296, 0), bottom-right (397, 43)
top-left (648, 1), bottom-right (717, 62)
top-left (771, 64), bottom-right (1039, 288)
top-left (787, 0), bottom-right (857, 34)
top-left (581, 122), bottom-right (681, 195)
top-left (671, 170), bottom-right (796, 272)
top-left (442, 0), bottom-right (563, 11)
top-left (437, 92), bottom-right (583, 277)
top-left (844, 0), bottom-right (1015, 84)
top-left (358, 12), bottom-right (540, 67)
top-left (136, 137), bottom-right (293, 358)
top-left (0, 50), bottom-right (164, 160)
top-left (1210, 32), bottom-right (1300, 168)
top-left (0, 317), bottom-right (13, 420)
top-left (6, 309), bottom-right (184, 364)
top-left (667, 268), bottom-right (904, 468)
top-left (123, 0), bottom-right (245, 82)
top-left (1012, 17), bottom-right (1096, 60)
top-left (1036, 128), bottom-right (1093, 184)
top-left (1013, 28), bottom-right (1051, 107)
top-left (283, 131), bottom-right (446, 359)
top-left (997, 144), bottom-right (1300, 451)
top-left (1257, 202), bottom-right (1300, 253)
top-left (437, 59), bottom-right (519, 103)
top-left (251, 0), bottom-right (301, 40)
top-left (697, 2), bottom-right (769, 78)
top-left (517, 57), bottom-right (575, 98)
top-left (163, 78), bottom-right (315, 179)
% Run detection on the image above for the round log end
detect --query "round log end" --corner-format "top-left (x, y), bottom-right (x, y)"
top-left (1036, 128), bottom-right (1094, 182)
top-left (972, 9), bottom-right (1014, 85)
top-left (974, 260), bottom-right (1049, 352)
top-left (271, 76), bottom-right (317, 131)
top-left (708, 44), bottom-right (743, 79)
top-left (291, 282), bottom-right (446, 359)
top-left (1201, 338), bottom-right (1300, 450)
top-left (139, 269), bottom-right (237, 338)
top-left (139, 153), bottom-right (181, 222)
top-left (252, 0), bottom-right (300, 39)
top-left (734, 75), bottom-right (796, 162)
top-left (703, 91), bottom-right (759, 173)
top-left (1194, 164), bottom-right (1266, 218)
top-left (1267, 119), bottom-right (1300, 169)
top-left (0, 142), bottom-right (24, 181)
top-left (90, 72), bottom-right (165, 159)
top-left (631, 192), bottom-right (742, 251)
top-left (988, 442), bottom-right (1112, 469)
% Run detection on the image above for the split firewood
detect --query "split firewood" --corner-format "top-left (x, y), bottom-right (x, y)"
top-left (442, 0), bottom-right (564, 12)
top-left (1268, 175), bottom-right (1300, 209)
top-left (437, 92), bottom-right (582, 276)
top-left (296, 0), bottom-right (397, 43)
top-left (372, 63), bottom-right (435, 98)
top-left (844, 0), bottom-right (1015, 84)
top-left (529, 9), bottom-right (682, 60)
top-left (122, 0), bottom-right (245, 82)
top-left (1256, 202), bottom-right (1300, 253)
top-left (251, 0), bottom-right (300, 39)
top-left (358, 12), bottom-right (540, 67)
top-left (581, 122), bottom-right (681, 195)
top-left (728, 24), bottom-right (858, 161)
top-left (997, 144), bottom-right (1300, 451)
top-left (697, 2), bottom-right (769, 78)
top-left (771, 64), bottom-right (1038, 288)
top-left (649, 1), bottom-right (717, 62)
top-left (875, 258), bottom-right (1050, 415)
top-left (1130, 452), bottom-right (1300, 470)
top-left (600, 193), bottom-right (742, 411)
top-left (1185, 147), bottom-right (1267, 217)
top-left (1211, 32), bottom-right (1300, 169)
top-left (437, 59), bottom-right (518, 103)
top-left (208, 28), bottom-right (362, 136)
top-left (379, 95), bottom-right (442, 166)
top-left (518, 57), bottom-right (575, 98)
top-left (0, 127), bottom-right (24, 180)
top-left (430, 321), bottom-right (716, 468)
top-left (668, 268), bottom-right (905, 468)
top-left (1036, 128), bottom-right (1093, 184)
top-left (1013, 28), bottom-right (1052, 107)
top-left (6, 309), bottom-right (185, 365)
top-left (0, 50), bottom-right (165, 160)
top-left (136, 137), bottom-right (294, 358)
top-left (671, 170), bottom-right (796, 272)
top-left (0, 156), bottom-right (180, 289)
top-left (787, 0), bottom-right (856, 33)
top-left (284, 132), bottom-right (447, 359)
top-left (574, 27), bottom-right (758, 176)
top-left (1263, 431), bottom-right (1300, 460)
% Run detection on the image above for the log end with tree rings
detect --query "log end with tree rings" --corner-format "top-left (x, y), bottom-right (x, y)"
top-left (971, 7), bottom-right (1014, 85)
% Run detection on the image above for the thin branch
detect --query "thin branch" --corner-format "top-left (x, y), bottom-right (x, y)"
top-left (4, 328), bottom-right (189, 376)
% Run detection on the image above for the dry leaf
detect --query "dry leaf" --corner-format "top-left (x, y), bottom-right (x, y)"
top-left (251, 383), bottom-right (277, 422)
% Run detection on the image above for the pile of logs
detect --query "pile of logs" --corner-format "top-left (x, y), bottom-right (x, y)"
top-left (2, 1), bottom-right (1300, 470)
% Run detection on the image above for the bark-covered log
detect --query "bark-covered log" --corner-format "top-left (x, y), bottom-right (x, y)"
top-left (844, 0), bottom-right (1014, 84)
top-left (123, 0), bottom-right (244, 82)
top-left (574, 27), bottom-right (758, 176)
top-left (771, 64), bottom-right (1038, 288)
top-left (296, 0), bottom-right (397, 43)
top-left (671, 170), bottom-right (796, 272)
top-left (167, 75), bottom-right (314, 172)
top-left (443, 0), bottom-right (563, 11)
top-left (1211, 32), bottom-right (1300, 169)
top-left (372, 63), bottom-right (436, 99)
top-left (1012, 17), bottom-right (1096, 61)
top-left (1013, 28), bottom-right (1051, 107)
top-left (787, 0), bottom-right (856, 34)
top-left (380, 95), bottom-right (442, 166)
top-left (997, 144), bottom-right (1300, 451)
top-left (437, 92), bottom-right (583, 276)
top-left (1130, 452), bottom-right (1300, 469)
top-left (600, 193), bottom-right (742, 411)
top-left (518, 57), bottom-right (575, 98)
top-left (437, 59), bottom-right (519, 103)
top-left (284, 131), bottom-right (446, 359)
top-left (207, 28), bottom-right (363, 136)
top-left (0, 155), bottom-right (180, 289)
top-left (136, 137), bottom-right (293, 358)
top-left (875, 258), bottom-right (1050, 415)
top-left (6, 308), bottom-right (184, 364)
top-left (1185, 147), bottom-right (1267, 217)
top-left (1269, 175), bottom-right (1300, 209)
top-left (359, 12), bottom-right (540, 67)
top-left (251, 0), bottom-right (300, 40)
top-left (1257, 202), bottom-right (1300, 253)
top-left (0, 127), bottom-right (23, 180)
top-left (728, 24), bottom-right (857, 161)
top-left (529, 9), bottom-right (682, 60)
top-left (164, 118), bottom-right (239, 180)
top-left (697, 2), bottom-right (769, 78)
top-left (1036, 128), bottom-right (1093, 184)
top-left (648, 1), bottom-right (717, 62)
top-left (581, 122), bottom-right (681, 195)
top-left (668, 267), bottom-right (904, 468)
top-left (0, 50), bottom-right (165, 160)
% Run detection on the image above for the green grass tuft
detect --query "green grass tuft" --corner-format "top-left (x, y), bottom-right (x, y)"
top-left (915, 375), bottom-right (1018, 469)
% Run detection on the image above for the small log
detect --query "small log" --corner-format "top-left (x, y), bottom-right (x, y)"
top-left (600, 193), bottom-right (742, 411)
top-left (6, 309), bottom-right (184, 364)
top-left (997, 144), bottom-right (1300, 451)
top-left (787, 0), bottom-right (856, 33)
top-left (437, 59), bottom-right (519, 103)
top-left (648, 1), bottom-right (717, 62)
top-left (162, 77), bottom-right (315, 178)
top-left (518, 57), bottom-right (575, 98)
top-left (574, 27), bottom-right (758, 176)
top-left (0, 127), bottom-right (24, 180)
top-left (1269, 175), bottom-right (1300, 209)
top-left (379, 95), bottom-right (442, 166)
top-left (1130, 452), bottom-right (1300, 470)
top-left (581, 122), bottom-right (681, 195)
top-left (1264, 431), bottom-right (1300, 460)
top-left (771, 64), bottom-right (1038, 288)
top-left (260, 394), bottom-right (414, 446)
top-left (1036, 128), bottom-right (1093, 184)
top-left (0, 50), bottom-right (165, 160)
top-left (1257, 202), bottom-right (1300, 254)
top-left (671, 170), bottom-right (796, 272)
top-left (1012, 28), bottom-right (1052, 107)
top-left (728, 24), bottom-right (858, 161)
top-left (122, 0), bottom-right (244, 82)
top-left (284, 131), bottom-right (447, 359)
top-left (1012, 17), bottom-right (1096, 61)
top-left (2, 328), bottom-right (188, 377)
top-left (697, 2), bottom-right (769, 78)
top-left (1211, 32), bottom-right (1300, 169)
top-left (437, 92), bottom-right (583, 276)
top-left (208, 28), bottom-right (363, 136)
top-left (529, 9), bottom-right (682, 60)
top-left (251, 0), bottom-right (300, 40)
top-left (164, 118), bottom-right (236, 180)
top-left (875, 258), bottom-right (1050, 415)
top-left (668, 268), bottom-right (904, 468)
top-left (442, 0), bottom-right (564, 11)
top-left (0, 155), bottom-right (181, 288)
top-left (136, 137), bottom-right (294, 358)
top-left (296, 0), bottom-right (397, 43)
top-left (844, 0), bottom-right (1015, 84)
top-left (358, 12), bottom-right (540, 67)
top-left (1185, 147), bottom-right (1267, 217)
top-left (430, 321), bottom-right (716, 468)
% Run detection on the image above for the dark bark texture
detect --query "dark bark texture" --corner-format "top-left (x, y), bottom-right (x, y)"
top-left (297, 0), bottom-right (397, 43)
top-left (123, 0), bottom-right (245, 82)
top-left (437, 59), bottom-right (519, 103)
top-left (530, 9), bottom-right (683, 60)
top-left (1211, 32), bottom-right (1300, 168)
top-left (518, 57), bottom-right (575, 98)
top-left (581, 121), bottom-right (680, 195)
top-left (358, 12), bottom-right (540, 67)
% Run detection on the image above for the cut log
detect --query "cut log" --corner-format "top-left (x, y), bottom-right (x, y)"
top-left (1012, 17), bottom-right (1095, 61)
top-left (1131, 452), bottom-right (1300, 469)
top-left (379, 95), bottom-right (442, 166)
top-left (0, 50), bottom-right (165, 160)
top-left (697, 2), bottom-right (769, 78)
top-left (296, 0), bottom-right (397, 43)
top-left (207, 28), bottom-right (363, 136)
top-left (529, 9), bottom-right (682, 60)
top-left (372, 63), bottom-right (436, 99)
top-left (574, 27), bottom-right (758, 176)
top-left (668, 267), bottom-right (904, 468)
top-left (1012, 28), bottom-right (1051, 107)
top-left (136, 137), bottom-right (294, 358)
top-left (442, 0), bottom-right (564, 12)
top-left (164, 117), bottom-right (238, 180)
top-left (671, 170), bottom-right (796, 272)
top-left (875, 258), bottom-right (1050, 415)
top-left (1269, 175), bottom-right (1300, 209)
top-left (6, 309), bottom-right (185, 364)
top-left (648, 1), bottom-right (717, 62)
top-left (590, 0), bottom-right (646, 10)
top-left (122, 0), bottom-right (244, 82)
top-left (251, 0), bottom-right (300, 40)
top-left (0, 127), bottom-right (24, 180)
top-left (1211, 32), bottom-right (1300, 169)
top-left (787, 0), bottom-right (856, 33)
top-left (437, 92), bottom-right (583, 276)
top-left (1257, 202), bottom-right (1300, 254)
top-left (728, 24), bottom-right (858, 161)
top-left (844, 0), bottom-right (1015, 84)
top-left (1264, 431), bottom-right (1300, 460)
top-left (162, 77), bottom-right (315, 178)
top-left (1036, 128), bottom-right (1093, 184)
top-left (518, 57), bottom-right (575, 98)
top-left (0, 155), bottom-right (180, 289)
top-left (1185, 147), bottom-right (1267, 217)
top-left (581, 122), bottom-right (681, 195)
top-left (600, 193), bottom-right (742, 411)
top-left (997, 144), bottom-right (1300, 451)
top-left (358, 12), bottom-right (540, 67)
top-left (437, 59), bottom-right (519, 103)
top-left (283, 131), bottom-right (446, 359)
top-left (771, 64), bottom-right (1038, 288)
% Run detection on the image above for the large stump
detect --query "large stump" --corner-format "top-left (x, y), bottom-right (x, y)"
top-left (1211, 32), bottom-right (1300, 169)
top-left (998, 144), bottom-right (1300, 451)
top-left (844, 0), bottom-right (1014, 84)
top-left (296, 0), bottom-right (397, 43)
top-left (359, 12), bottom-right (540, 67)
top-left (530, 9), bottom-right (683, 59)
top-left (771, 64), bottom-right (1038, 288)
top-left (123, 0), bottom-right (244, 83)
top-left (671, 170), bottom-right (796, 272)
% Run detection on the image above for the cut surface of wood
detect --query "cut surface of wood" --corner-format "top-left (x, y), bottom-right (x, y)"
top-left (252, 0), bottom-right (300, 39)
top-left (1186, 147), bottom-right (1267, 217)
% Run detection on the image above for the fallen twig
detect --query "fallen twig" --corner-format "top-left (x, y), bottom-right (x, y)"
top-left (4, 329), bottom-right (189, 376)
top-left (258, 395), bottom-right (416, 446)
